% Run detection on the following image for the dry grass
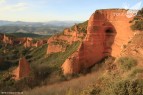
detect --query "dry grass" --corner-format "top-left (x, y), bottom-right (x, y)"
top-left (24, 63), bottom-right (106, 95)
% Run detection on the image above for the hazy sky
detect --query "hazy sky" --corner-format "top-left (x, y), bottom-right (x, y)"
top-left (0, 0), bottom-right (142, 22)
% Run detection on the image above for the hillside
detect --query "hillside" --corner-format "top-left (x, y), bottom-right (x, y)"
top-left (25, 8), bottom-right (143, 95)
top-left (25, 32), bottom-right (143, 95)
top-left (0, 20), bottom-right (87, 92)
top-left (0, 8), bottom-right (143, 95)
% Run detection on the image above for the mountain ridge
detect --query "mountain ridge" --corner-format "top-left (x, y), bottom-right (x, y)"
top-left (0, 20), bottom-right (82, 27)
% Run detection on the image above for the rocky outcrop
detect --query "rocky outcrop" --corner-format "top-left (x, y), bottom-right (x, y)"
top-left (62, 9), bottom-right (134, 75)
top-left (32, 40), bottom-right (47, 47)
top-left (13, 37), bottom-right (28, 45)
top-left (23, 37), bottom-right (33, 48)
top-left (12, 57), bottom-right (30, 80)
top-left (0, 33), bottom-right (48, 48)
top-left (48, 27), bottom-right (84, 44)
top-left (2, 34), bottom-right (13, 44)
top-left (47, 26), bottom-right (85, 54)
top-left (47, 44), bottom-right (65, 54)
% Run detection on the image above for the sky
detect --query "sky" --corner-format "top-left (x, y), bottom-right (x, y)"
top-left (0, 0), bottom-right (142, 22)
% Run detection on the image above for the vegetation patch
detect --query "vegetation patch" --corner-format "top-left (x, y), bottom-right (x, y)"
top-left (51, 40), bottom-right (69, 48)
top-left (129, 68), bottom-right (143, 77)
top-left (117, 57), bottom-right (137, 71)
top-left (131, 8), bottom-right (143, 31)
top-left (71, 21), bottom-right (88, 33)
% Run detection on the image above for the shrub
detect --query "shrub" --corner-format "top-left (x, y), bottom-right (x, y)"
top-left (71, 21), bottom-right (88, 33)
top-left (81, 87), bottom-right (100, 95)
top-left (32, 64), bottom-right (51, 80)
top-left (0, 61), bottom-right (12, 71)
top-left (81, 79), bottom-right (143, 95)
top-left (129, 68), bottom-right (143, 77)
top-left (113, 79), bottom-right (143, 95)
top-left (117, 57), bottom-right (137, 71)
top-left (138, 8), bottom-right (143, 17)
top-left (131, 20), bottom-right (143, 31)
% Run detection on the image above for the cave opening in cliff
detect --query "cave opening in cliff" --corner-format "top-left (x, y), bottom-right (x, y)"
top-left (105, 29), bottom-right (113, 34)
top-left (103, 28), bottom-right (116, 57)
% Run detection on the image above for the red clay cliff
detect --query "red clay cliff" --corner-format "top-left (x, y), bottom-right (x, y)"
top-left (62, 9), bottom-right (134, 75)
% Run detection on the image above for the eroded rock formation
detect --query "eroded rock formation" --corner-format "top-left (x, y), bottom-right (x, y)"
top-left (47, 44), bottom-right (65, 54)
top-left (2, 34), bottom-right (13, 44)
top-left (13, 57), bottom-right (30, 80)
top-left (33, 40), bottom-right (47, 47)
top-left (0, 33), bottom-right (47, 48)
top-left (62, 9), bottom-right (134, 75)
top-left (47, 26), bottom-right (85, 54)
top-left (23, 37), bottom-right (33, 48)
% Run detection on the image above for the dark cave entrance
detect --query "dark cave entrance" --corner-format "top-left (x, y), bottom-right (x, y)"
top-left (105, 28), bottom-right (114, 34)
top-left (103, 28), bottom-right (116, 57)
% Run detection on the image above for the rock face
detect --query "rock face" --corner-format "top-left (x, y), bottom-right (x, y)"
top-left (62, 9), bottom-right (134, 75)
top-left (47, 44), bottom-right (65, 54)
top-left (13, 57), bottom-right (30, 80)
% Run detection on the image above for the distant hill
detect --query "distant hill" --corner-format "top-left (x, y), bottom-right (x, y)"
top-left (0, 25), bottom-right (64, 35)
top-left (6, 32), bottom-right (49, 38)
top-left (0, 20), bottom-right (81, 27)
top-left (0, 20), bottom-right (82, 35)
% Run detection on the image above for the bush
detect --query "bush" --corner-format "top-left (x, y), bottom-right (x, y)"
top-left (32, 64), bottom-right (51, 80)
top-left (81, 79), bottom-right (143, 95)
top-left (113, 79), bottom-right (143, 95)
top-left (117, 57), bottom-right (137, 71)
top-left (81, 86), bottom-right (101, 95)
top-left (131, 20), bottom-right (143, 31)
top-left (129, 68), bottom-right (143, 77)
top-left (71, 21), bottom-right (88, 33)
top-left (138, 8), bottom-right (143, 17)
